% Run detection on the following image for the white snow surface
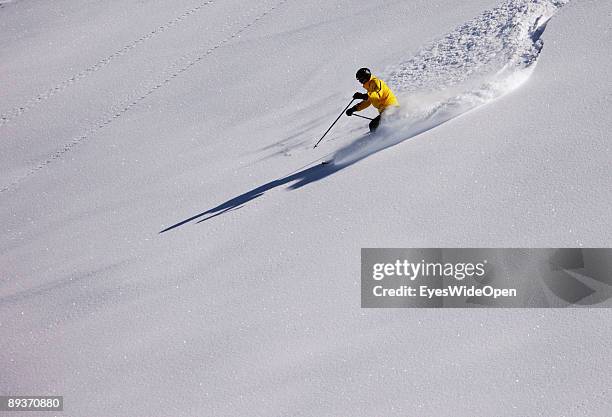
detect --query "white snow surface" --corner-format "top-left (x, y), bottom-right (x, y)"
top-left (1, 0), bottom-right (611, 416)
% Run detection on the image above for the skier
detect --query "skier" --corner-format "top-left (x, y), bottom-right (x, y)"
top-left (346, 67), bottom-right (398, 132)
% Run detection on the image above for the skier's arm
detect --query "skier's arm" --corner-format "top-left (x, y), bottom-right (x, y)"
top-left (355, 79), bottom-right (383, 111)
top-left (369, 79), bottom-right (383, 100)
top-left (354, 98), bottom-right (371, 111)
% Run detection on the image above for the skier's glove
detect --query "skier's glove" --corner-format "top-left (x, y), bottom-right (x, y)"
top-left (346, 106), bottom-right (357, 116)
top-left (353, 92), bottom-right (368, 101)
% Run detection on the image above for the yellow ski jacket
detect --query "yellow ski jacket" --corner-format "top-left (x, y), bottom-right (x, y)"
top-left (355, 75), bottom-right (398, 113)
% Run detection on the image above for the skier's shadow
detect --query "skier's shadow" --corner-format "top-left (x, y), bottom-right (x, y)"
top-left (160, 114), bottom-right (446, 234)
top-left (159, 126), bottom-right (418, 233)
top-left (159, 160), bottom-right (349, 233)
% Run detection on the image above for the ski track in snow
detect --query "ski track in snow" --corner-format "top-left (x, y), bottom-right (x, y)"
top-left (332, 0), bottom-right (568, 166)
top-left (0, 0), bottom-right (215, 127)
top-left (0, 0), bottom-right (289, 194)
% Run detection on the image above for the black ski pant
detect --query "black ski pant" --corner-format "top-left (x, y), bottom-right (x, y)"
top-left (369, 115), bottom-right (381, 132)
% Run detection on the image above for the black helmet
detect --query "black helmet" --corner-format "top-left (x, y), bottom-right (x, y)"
top-left (356, 67), bottom-right (371, 83)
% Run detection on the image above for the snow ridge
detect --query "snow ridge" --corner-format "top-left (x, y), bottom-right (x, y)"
top-left (332, 0), bottom-right (568, 166)
top-left (387, 0), bottom-right (567, 93)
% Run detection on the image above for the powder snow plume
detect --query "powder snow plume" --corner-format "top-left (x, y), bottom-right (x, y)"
top-left (332, 0), bottom-right (568, 166)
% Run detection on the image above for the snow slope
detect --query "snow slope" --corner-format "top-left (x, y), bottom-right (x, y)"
top-left (1, 0), bottom-right (611, 416)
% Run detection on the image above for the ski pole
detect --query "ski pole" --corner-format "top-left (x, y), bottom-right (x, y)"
top-left (313, 99), bottom-right (356, 148)
top-left (352, 113), bottom-right (374, 121)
